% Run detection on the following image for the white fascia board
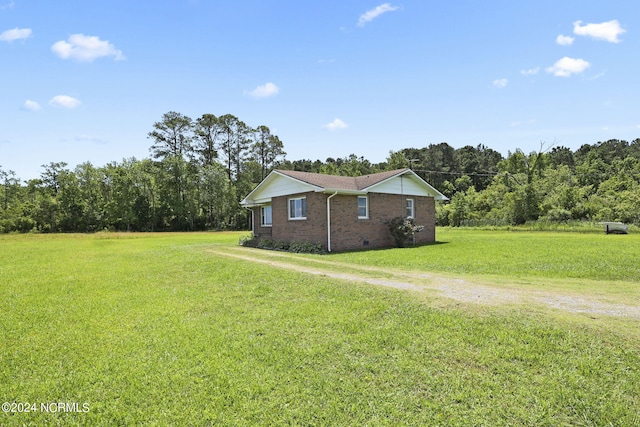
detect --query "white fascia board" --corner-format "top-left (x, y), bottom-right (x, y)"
top-left (241, 198), bottom-right (270, 207)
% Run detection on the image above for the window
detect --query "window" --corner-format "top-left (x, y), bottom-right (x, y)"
top-left (358, 196), bottom-right (368, 219)
top-left (288, 197), bottom-right (307, 219)
top-left (261, 206), bottom-right (272, 226)
top-left (406, 198), bottom-right (415, 218)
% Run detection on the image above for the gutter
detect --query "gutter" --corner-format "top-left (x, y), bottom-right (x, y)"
top-left (318, 188), bottom-right (366, 196)
top-left (326, 191), bottom-right (338, 252)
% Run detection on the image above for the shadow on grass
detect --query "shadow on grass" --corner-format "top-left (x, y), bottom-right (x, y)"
top-left (327, 240), bottom-right (450, 255)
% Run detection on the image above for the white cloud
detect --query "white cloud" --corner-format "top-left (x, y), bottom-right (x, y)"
top-left (546, 57), bottom-right (590, 77)
top-left (556, 34), bottom-right (574, 46)
top-left (22, 99), bottom-right (41, 111)
top-left (0, 1), bottom-right (15, 10)
top-left (324, 118), bottom-right (348, 131)
top-left (0, 27), bottom-right (32, 42)
top-left (51, 34), bottom-right (125, 62)
top-left (520, 67), bottom-right (540, 76)
top-left (49, 95), bottom-right (81, 109)
top-left (492, 78), bottom-right (508, 88)
top-left (245, 82), bottom-right (280, 98)
top-left (573, 20), bottom-right (625, 43)
top-left (357, 3), bottom-right (399, 27)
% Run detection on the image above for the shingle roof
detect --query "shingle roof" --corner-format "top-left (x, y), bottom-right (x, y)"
top-left (276, 168), bottom-right (408, 191)
top-left (240, 167), bottom-right (448, 207)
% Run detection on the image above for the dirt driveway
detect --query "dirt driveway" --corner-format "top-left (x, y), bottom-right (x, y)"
top-left (208, 247), bottom-right (640, 319)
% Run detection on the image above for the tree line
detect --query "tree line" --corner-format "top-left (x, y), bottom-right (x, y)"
top-left (0, 111), bottom-right (285, 233)
top-left (408, 140), bottom-right (640, 227)
top-left (1, 110), bottom-right (639, 233)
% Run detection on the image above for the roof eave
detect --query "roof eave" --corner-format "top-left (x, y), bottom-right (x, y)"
top-left (317, 188), bottom-right (367, 195)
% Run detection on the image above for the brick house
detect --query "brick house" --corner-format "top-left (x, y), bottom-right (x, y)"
top-left (240, 168), bottom-right (448, 252)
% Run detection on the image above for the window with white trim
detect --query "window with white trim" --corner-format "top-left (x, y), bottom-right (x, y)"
top-left (261, 206), bottom-right (272, 226)
top-left (406, 198), bottom-right (415, 219)
top-left (357, 196), bottom-right (368, 219)
top-left (288, 197), bottom-right (307, 220)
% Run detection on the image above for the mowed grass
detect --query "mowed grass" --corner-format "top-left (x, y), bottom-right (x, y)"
top-left (1, 231), bottom-right (639, 425)
top-left (333, 228), bottom-right (640, 282)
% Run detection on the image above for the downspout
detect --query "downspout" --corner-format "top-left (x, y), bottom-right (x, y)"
top-left (326, 191), bottom-right (338, 252)
top-left (400, 174), bottom-right (404, 217)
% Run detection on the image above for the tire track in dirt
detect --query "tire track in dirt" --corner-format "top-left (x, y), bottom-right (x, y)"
top-left (207, 247), bottom-right (640, 319)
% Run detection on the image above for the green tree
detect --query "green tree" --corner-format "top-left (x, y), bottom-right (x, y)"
top-left (35, 162), bottom-right (72, 231)
top-left (75, 162), bottom-right (105, 231)
top-left (131, 159), bottom-right (157, 231)
top-left (218, 114), bottom-right (250, 181)
top-left (456, 144), bottom-right (503, 190)
top-left (103, 159), bottom-right (140, 231)
top-left (498, 147), bottom-right (548, 223)
top-left (338, 154), bottom-right (376, 176)
top-left (154, 156), bottom-right (199, 231)
top-left (148, 111), bottom-right (194, 160)
top-left (199, 162), bottom-right (237, 229)
top-left (56, 168), bottom-right (84, 232)
top-left (548, 146), bottom-right (575, 170)
top-left (0, 167), bottom-right (33, 232)
top-left (385, 150), bottom-right (410, 170)
top-left (538, 165), bottom-right (586, 221)
top-left (250, 125), bottom-right (286, 180)
top-left (194, 113), bottom-right (221, 166)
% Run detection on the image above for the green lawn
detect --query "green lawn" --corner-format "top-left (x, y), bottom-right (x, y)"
top-left (332, 227), bottom-right (640, 282)
top-left (1, 231), bottom-right (639, 425)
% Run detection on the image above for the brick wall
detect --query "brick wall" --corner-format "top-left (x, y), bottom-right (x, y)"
top-left (255, 191), bottom-right (436, 251)
top-left (329, 193), bottom-right (435, 251)
top-left (272, 191), bottom-right (328, 246)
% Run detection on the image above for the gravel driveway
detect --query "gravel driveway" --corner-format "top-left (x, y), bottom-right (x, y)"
top-left (209, 247), bottom-right (640, 319)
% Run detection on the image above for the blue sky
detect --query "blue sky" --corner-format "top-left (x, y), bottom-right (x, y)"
top-left (1, 0), bottom-right (638, 180)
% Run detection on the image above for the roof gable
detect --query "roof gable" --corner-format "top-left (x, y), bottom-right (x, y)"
top-left (364, 169), bottom-right (446, 199)
top-left (241, 171), bottom-right (320, 206)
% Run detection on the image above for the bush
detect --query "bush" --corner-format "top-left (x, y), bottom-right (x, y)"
top-left (238, 234), bottom-right (258, 247)
top-left (386, 216), bottom-right (424, 248)
top-left (543, 208), bottom-right (572, 222)
top-left (289, 240), bottom-right (325, 254)
top-left (242, 237), bottom-right (326, 254)
top-left (256, 238), bottom-right (289, 251)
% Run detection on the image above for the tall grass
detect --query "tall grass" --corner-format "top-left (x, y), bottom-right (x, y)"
top-left (1, 232), bottom-right (639, 425)
top-left (457, 219), bottom-right (624, 232)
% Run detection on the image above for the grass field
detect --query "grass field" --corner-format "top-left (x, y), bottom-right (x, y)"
top-left (1, 230), bottom-right (639, 425)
